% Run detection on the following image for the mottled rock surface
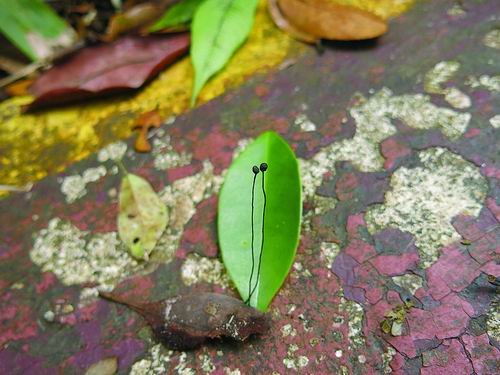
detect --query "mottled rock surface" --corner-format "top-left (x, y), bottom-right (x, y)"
top-left (1, 0), bottom-right (499, 374)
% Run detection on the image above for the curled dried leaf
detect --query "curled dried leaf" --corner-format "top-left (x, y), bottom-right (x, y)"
top-left (133, 110), bottom-right (162, 153)
top-left (277, 0), bottom-right (388, 41)
top-left (99, 291), bottom-right (271, 350)
top-left (106, 3), bottom-right (164, 41)
top-left (267, 0), bottom-right (317, 43)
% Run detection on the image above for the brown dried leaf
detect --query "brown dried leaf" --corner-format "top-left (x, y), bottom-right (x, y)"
top-left (133, 110), bottom-right (162, 153)
top-left (27, 34), bottom-right (190, 111)
top-left (267, 0), bottom-right (317, 43)
top-left (106, 3), bottom-right (164, 41)
top-left (277, 0), bottom-right (388, 41)
top-left (99, 291), bottom-right (271, 350)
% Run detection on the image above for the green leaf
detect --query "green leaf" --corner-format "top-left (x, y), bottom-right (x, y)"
top-left (218, 132), bottom-right (302, 311)
top-left (0, 0), bottom-right (74, 61)
top-left (190, 0), bottom-right (259, 106)
top-left (117, 173), bottom-right (168, 260)
top-left (149, 0), bottom-right (203, 32)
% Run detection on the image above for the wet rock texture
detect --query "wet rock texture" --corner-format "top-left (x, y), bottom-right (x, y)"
top-left (1, 0), bottom-right (499, 373)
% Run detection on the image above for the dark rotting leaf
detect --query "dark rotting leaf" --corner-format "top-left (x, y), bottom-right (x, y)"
top-left (99, 291), bottom-right (271, 350)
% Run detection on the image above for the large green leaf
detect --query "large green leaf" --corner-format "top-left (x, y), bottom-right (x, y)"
top-left (117, 173), bottom-right (168, 260)
top-left (149, 0), bottom-right (203, 32)
top-left (218, 132), bottom-right (302, 311)
top-left (0, 0), bottom-right (74, 61)
top-left (190, 0), bottom-right (259, 105)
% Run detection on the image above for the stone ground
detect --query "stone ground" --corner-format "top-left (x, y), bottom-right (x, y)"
top-left (0, 0), bottom-right (499, 374)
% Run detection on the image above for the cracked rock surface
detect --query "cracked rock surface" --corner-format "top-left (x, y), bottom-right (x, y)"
top-left (0, 0), bottom-right (499, 373)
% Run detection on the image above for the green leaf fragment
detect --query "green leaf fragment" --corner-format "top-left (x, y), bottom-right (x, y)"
top-left (149, 0), bottom-right (202, 32)
top-left (190, 0), bottom-right (259, 105)
top-left (118, 173), bottom-right (168, 260)
top-left (0, 0), bottom-right (74, 61)
top-left (218, 131), bottom-right (302, 311)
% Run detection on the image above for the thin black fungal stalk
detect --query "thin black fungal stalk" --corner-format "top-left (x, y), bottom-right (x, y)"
top-left (245, 165), bottom-right (260, 305)
top-left (249, 162), bottom-right (268, 302)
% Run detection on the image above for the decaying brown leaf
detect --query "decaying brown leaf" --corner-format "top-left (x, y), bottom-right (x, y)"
top-left (27, 34), bottom-right (190, 111)
top-left (106, 3), bottom-right (164, 41)
top-left (267, 0), bottom-right (316, 43)
top-left (276, 0), bottom-right (388, 41)
top-left (5, 78), bottom-right (34, 97)
top-left (99, 291), bottom-right (271, 350)
top-left (133, 110), bottom-right (162, 153)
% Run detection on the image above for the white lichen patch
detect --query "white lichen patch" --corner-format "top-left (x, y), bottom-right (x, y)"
top-left (381, 346), bottom-right (397, 374)
top-left (175, 352), bottom-right (195, 375)
top-left (283, 344), bottom-right (309, 370)
top-left (366, 148), bottom-right (488, 268)
top-left (300, 88), bottom-right (471, 197)
top-left (424, 61), bottom-right (460, 94)
top-left (97, 141), bottom-right (127, 162)
top-left (486, 298), bottom-right (500, 343)
top-left (392, 274), bottom-right (423, 295)
top-left (489, 114), bottom-right (500, 129)
top-left (444, 87), bottom-right (471, 109)
top-left (465, 75), bottom-right (500, 92)
top-left (60, 166), bottom-right (107, 203)
top-left (483, 29), bottom-right (500, 49)
top-left (294, 114), bottom-right (316, 132)
top-left (180, 253), bottom-right (230, 288)
top-left (152, 136), bottom-right (191, 171)
top-left (224, 368), bottom-right (241, 375)
top-left (281, 323), bottom-right (297, 337)
top-left (339, 295), bottom-right (365, 349)
top-left (130, 344), bottom-right (174, 375)
top-left (30, 218), bottom-right (139, 289)
top-left (198, 353), bottom-right (216, 373)
top-left (320, 242), bottom-right (340, 267)
top-left (447, 4), bottom-right (466, 17)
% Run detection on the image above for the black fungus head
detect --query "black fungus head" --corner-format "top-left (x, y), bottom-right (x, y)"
top-left (259, 163), bottom-right (268, 172)
top-left (252, 165), bottom-right (259, 174)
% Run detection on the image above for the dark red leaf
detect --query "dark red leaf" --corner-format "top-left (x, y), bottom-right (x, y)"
top-left (27, 34), bottom-right (190, 111)
top-left (99, 291), bottom-right (271, 350)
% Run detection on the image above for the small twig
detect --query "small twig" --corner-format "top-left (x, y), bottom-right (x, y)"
top-left (0, 183), bottom-right (33, 193)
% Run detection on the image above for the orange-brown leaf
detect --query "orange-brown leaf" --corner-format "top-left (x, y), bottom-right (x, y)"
top-left (277, 0), bottom-right (388, 41)
top-left (267, 0), bottom-right (317, 44)
top-left (133, 110), bottom-right (162, 153)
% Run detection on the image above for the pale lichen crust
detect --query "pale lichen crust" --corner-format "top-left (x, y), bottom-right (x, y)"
top-left (366, 148), bottom-right (488, 268)
top-left (301, 87), bottom-right (471, 197)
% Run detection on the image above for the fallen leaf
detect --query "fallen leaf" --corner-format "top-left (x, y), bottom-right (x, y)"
top-left (118, 172), bottom-right (168, 259)
top-left (218, 132), bottom-right (302, 311)
top-left (190, 0), bottom-right (259, 105)
top-left (277, 0), bottom-right (387, 41)
top-left (150, 0), bottom-right (203, 32)
top-left (106, 2), bottom-right (164, 41)
top-left (0, 0), bottom-right (76, 61)
top-left (84, 357), bottom-right (118, 375)
top-left (133, 110), bottom-right (162, 153)
top-left (99, 291), bottom-right (270, 350)
top-left (267, 0), bottom-right (316, 43)
top-left (28, 33), bottom-right (190, 111)
top-left (5, 78), bottom-right (34, 97)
